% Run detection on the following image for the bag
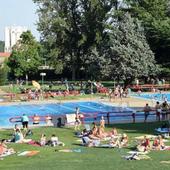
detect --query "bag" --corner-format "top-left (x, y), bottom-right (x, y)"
top-left (26, 130), bottom-right (33, 136)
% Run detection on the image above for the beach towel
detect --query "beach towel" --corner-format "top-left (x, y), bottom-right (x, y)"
top-left (135, 135), bottom-right (157, 140)
top-left (160, 146), bottom-right (170, 150)
top-left (57, 149), bottom-right (82, 153)
top-left (0, 151), bottom-right (15, 158)
top-left (127, 151), bottom-right (149, 155)
top-left (123, 153), bottom-right (151, 160)
top-left (27, 141), bottom-right (41, 147)
top-left (160, 161), bottom-right (170, 164)
top-left (17, 150), bottom-right (39, 156)
top-left (96, 144), bottom-right (116, 148)
top-left (84, 124), bottom-right (91, 131)
top-left (155, 128), bottom-right (170, 133)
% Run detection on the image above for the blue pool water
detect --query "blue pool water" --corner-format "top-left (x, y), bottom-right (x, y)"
top-left (133, 93), bottom-right (170, 102)
top-left (0, 101), bottom-right (133, 127)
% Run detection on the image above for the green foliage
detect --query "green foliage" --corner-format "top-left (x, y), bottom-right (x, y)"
top-left (0, 61), bottom-right (9, 85)
top-left (125, 0), bottom-right (170, 66)
top-left (106, 13), bottom-right (159, 84)
top-left (0, 40), bottom-right (4, 52)
top-left (7, 31), bottom-right (42, 78)
top-left (33, 0), bottom-right (117, 80)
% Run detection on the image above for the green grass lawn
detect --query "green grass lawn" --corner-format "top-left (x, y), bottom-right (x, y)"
top-left (0, 122), bottom-right (170, 170)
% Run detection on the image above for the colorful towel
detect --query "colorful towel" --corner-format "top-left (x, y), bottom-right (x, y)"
top-left (123, 153), bottom-right (151, 160)
top-left (18, 151), bottom-right (39, 156)
top-left (27, 141), bottom-right (41, 147)
top-left (57, 149), bottom-right (82, 153)
top-left (160, 161), bottom-right (170, 164)
top-left (0, 151), bottom-right (15, 158)
top-left (127, 151), bottom-right (149, 155)
top-left (135, 135), bottom-right (157, 140)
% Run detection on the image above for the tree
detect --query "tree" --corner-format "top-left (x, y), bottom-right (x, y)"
top-left (33, 0), bottom-right (118, 80)
top-left (105, 13), bottom-right (159, 85)
top-left (7, 31), bottom-right (42, 81)
top-left (0, 41), bottom-right (4, 52)
top-left (124, 0), bottom-right (170, 66)
top-left (0, 61), bottom-right (9, 85)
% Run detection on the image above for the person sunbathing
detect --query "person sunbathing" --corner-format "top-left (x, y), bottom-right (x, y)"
top-left (96, 127), bottom-right (107, 139)
top-left (91, 122), bottom-right (98, 132)
top-left (14, 124), bottom-right (21, 132)
top-left (13, 129), bottom-right (32, 143)
top-left (82, 136), bottom-right (100, 147)
top-left (47, 134), bottom-right (65, 147)
top-left (0, 139), bottom-right (15, 156)
top-left (137, 136), bottom-right (150, 152)
top-left (109, 137), bottom-right (120, 147)
top-left (119, 133), bottom-right (128, 148)
top-left (109, 133), bottom-right (128, 148)
top-left (100, 116), bottom-right (105, 129)
top-left (152, 137), bottom-right (160, 150)
top-left (158, 135), bottom-right (165, 150)
top-left (88, 130), bottom-right (100, 140)
top-left (40, 134), bottom-right (46, 146)
top-left (108, 127), bottom-right (118, 138)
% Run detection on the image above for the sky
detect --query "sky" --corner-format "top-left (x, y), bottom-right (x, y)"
top-left (0, 0), bottom-right (40, 41)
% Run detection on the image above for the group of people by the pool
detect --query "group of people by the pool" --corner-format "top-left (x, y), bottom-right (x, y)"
top-left (1, 106), bottom-right (170, 158)
top-left (143, 100), bottom-right (170, 122)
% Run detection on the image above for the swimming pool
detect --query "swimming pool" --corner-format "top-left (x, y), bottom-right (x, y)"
top-left (0, 101), bottom-right (135, 127)
top-left (133, 93), bottom-right (170, 102)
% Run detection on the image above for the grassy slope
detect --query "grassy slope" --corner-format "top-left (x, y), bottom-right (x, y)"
top-left (0, 122), bottom-right (170, 170)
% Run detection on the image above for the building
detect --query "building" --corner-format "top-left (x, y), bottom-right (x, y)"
top-left (5, 26), bottom-right (28, 52)
top-left (0, 52), bottom-right (11, 67)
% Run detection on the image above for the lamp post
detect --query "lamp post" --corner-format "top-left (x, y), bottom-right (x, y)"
top-left (26, 58), bottom-right (31, 86)
top-left (40, 72), bottom-right (46, 86)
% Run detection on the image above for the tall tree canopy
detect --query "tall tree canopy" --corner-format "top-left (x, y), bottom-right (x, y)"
top-left (7, 31), bottom-right (42, 79)
top-left (33, 0), bottom-right (118, 80)
top-left (125, 0), bottom-right (170, 67)
top-left (33, 0), bottom-right (159, 82)
top-left (105, 13), bottom-right (159, 85)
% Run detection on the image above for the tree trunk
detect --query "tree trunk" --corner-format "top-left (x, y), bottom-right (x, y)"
top-left (72, 66), bottom-right (76, 81)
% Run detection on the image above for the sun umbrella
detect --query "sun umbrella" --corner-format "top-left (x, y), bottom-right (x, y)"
top-left (32, 80), bottom-right (41, 90)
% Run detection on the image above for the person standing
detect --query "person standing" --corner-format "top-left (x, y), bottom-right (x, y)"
top-left (33, 114), bottom-right (40, 125)
top-left (143, 103), bottom-right (151, 123)
top-left (155, 101), bottom-right (161, 122)
top-left (74, 107), bottom-right (81, 131)
top-left (21, 114), bottom-right (29, 130)
top-left (100, 116), bottom-right (105, 129)
top-left (161, 101), bottom-right (169, 120)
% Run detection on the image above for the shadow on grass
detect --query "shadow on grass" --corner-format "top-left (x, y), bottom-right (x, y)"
top-left (105, 121), bottom-right (167, 135)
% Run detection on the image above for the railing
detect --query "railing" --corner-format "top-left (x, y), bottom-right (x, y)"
top-left (129, 84), bottom-right (170, 90)
top-left (9, 110), bottom-right (168, 125)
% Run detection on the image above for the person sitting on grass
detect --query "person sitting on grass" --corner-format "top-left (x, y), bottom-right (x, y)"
top-left (96, 127), bottom-right (112, 140)
top-left (158, 135), bottom-right (165, 150)
top-left (100, 116), bottom-right (105, 129)
top-left (82, 136), bottom-right (100, 147)
top-left (152, 136), bottom-right (160, 150)
top-left (108, 127), bottom-right (118, 138)
top-left (118, 133), bottom-right (128, 148)
top-left (14, 124), bottom-right (21, 132)
top-left (47, 134), bottom-right (65, 147)
top-left (107, 133), bottom-right (128, 148)
top-left (40, 134), bottom-right (46, 146)
top-left (12, 129), bottom-right (32, 143)
top-left (137, 136), bottom-right (151, 152)
top-left (152, 135), bottom-right (165, 150)
top-left (88, 129), bottom-right (101, 140)
top-left (0, 139), bottom-right (15, 156)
